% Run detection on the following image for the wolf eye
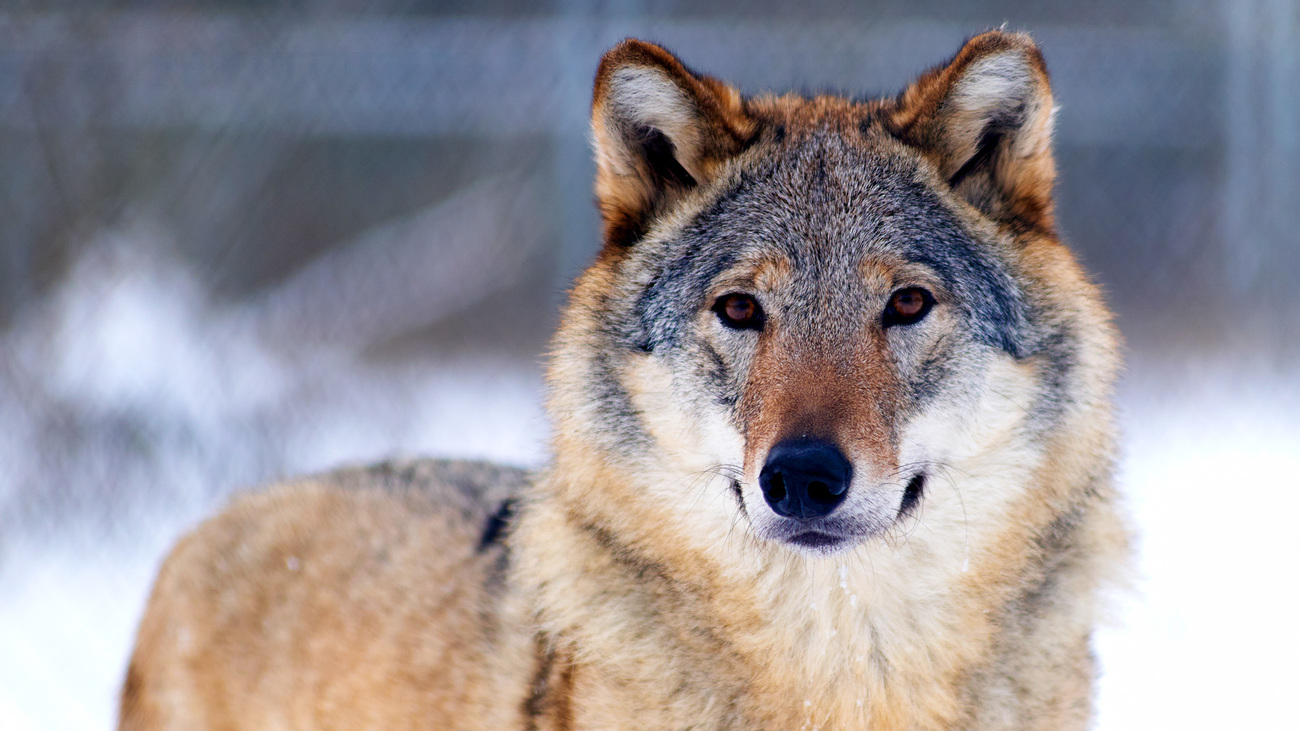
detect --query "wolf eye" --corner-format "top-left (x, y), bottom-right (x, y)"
top-left (883, 287), bottom-right (933, 327)
top-left (713, 293), bottom-right (763, 330)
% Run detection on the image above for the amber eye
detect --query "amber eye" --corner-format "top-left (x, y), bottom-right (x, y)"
top-left (713, 293), bottom-right (764, 330)
top-left (883, 287), bottom-right (933, 327)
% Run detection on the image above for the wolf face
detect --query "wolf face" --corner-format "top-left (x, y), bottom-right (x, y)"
top-left (552, 34), bottom-right (1104, 560)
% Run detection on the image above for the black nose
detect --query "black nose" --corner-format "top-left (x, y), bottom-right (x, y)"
top-left (759, 438), bottom-right (852, 520)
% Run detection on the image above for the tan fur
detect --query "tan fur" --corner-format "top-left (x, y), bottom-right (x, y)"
top-left (122, 461), bottom-right (536, 730)
top-left (122, 32), bottom-right (1127, 730)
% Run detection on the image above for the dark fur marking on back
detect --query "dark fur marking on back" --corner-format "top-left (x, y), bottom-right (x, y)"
top-left (477, 497), bottom-right (517, 553)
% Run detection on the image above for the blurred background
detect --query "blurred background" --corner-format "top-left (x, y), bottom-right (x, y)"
top-left (0, 1), bottom-right (1296, 728)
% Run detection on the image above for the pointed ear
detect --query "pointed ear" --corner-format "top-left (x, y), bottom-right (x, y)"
top-left (888, 31), bottom-right (1057, 230)
top-left (592, 39), bottom-right (756, 247)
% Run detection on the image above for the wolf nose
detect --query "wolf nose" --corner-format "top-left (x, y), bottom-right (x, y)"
top-left (759, 439), bottom-right (852, 520)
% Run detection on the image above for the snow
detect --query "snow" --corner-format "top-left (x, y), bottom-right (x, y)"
top-left (1094, 359), bottom-right (1300, 728)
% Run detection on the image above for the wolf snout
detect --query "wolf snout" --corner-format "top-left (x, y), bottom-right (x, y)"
top-left (758, 438), bottom-right (852, 520)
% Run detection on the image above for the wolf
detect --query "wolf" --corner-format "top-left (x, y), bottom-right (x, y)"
top-left (121, 31), bottom-right (1127, 730)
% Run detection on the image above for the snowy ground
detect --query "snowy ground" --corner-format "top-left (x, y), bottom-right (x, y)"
top-left (1093, 354), bottom-right (1300, 729)
top-left (1, 244), bottom-right (1296, 729)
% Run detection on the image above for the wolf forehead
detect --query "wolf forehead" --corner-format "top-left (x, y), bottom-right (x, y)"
top-left (621, 126), bottom-right (1033, 359)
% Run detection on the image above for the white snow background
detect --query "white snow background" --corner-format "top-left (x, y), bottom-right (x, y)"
top-left (1, 230), bottom-right (1297, 730)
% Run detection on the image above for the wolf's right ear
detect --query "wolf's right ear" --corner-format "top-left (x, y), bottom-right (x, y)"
top-left (592, 40), bottom-right (756, 247)
top-left (888, 31), bottom-right (1058, 231)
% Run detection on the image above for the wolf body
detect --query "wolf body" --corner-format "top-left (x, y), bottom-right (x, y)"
top-left (122, 32), bottom-right (1127, 730)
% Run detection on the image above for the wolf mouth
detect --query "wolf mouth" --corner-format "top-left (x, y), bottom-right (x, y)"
top-left (786, 531), bottom-right (848, 549)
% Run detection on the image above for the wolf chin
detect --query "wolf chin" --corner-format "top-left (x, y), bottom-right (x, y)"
top-left (121, 31), bottom-right (1128, 730)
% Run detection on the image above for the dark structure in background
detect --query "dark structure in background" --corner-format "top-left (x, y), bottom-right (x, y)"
top-left (3, 1), bottom-right (1297, 349)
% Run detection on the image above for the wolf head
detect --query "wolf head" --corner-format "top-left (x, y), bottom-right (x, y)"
top-left (546, 32), bottom-right (1116, 559)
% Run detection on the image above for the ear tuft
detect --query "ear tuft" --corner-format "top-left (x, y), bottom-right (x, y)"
top-left (592, 40), bottom-right (755, 247)
top-left (889, 31), bottom-right (1057, 230)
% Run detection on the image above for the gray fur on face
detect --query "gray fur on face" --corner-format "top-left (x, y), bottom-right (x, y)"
top-left (621, 131), bottom-right (1035, 368)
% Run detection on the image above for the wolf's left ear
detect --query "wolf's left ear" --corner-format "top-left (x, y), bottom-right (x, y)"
top-left (592, 39), bottom-right (756, 247)
top-left (889, 31), bottom-right (1057, 230)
